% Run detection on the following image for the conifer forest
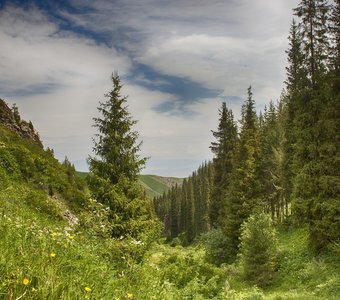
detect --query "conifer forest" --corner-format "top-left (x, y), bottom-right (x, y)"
top-left (0, 0), bottom-right (339, 299)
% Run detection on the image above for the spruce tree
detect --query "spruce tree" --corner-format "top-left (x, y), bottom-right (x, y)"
top-left (222, 87), bottom-right (262, 259)
top-left (294, 0), bottom-right (329, 87)
top-left (186, 177), bottom-right (196, 243)
top-left (210, 102), bottom-right (237, 228)
top-left (89, 73), bottom-right (146, 185)
top-left (285, 19), bottom-right (308, 94)
top-left (289, 1), bottom-right (340, 250)
top-left (329, 0), bottom-right (340, 74)
top-left (282, 19), bottom-right (308, 205)
top-left (88, 73), bottom-right (153, 238)
top-left (259, 100), bottom-right (287, 222)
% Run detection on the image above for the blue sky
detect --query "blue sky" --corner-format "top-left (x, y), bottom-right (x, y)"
top-left (0, 0), bottom-right (299, 177)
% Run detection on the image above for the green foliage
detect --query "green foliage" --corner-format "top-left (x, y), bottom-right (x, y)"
top-left (280, 1), bottom-right (340, 252)
top-left (210, 102), bottom-right (237, 228)
top-left (222, 86), bottom-right (263, 259)
top-left (258, 100), bottom-right (289, 223)
top-left (1, 1), bottom-right (339, 298)
top-left (0, 178), bottom-right (339, 299)
top-left (290, 78), bottom-right (340, 251)
top-left (0, 125), bottom-right (88, 212)
top-left (151, 245), bottom-right (226, 298)
top-left (24, 190), bottom-right (63, 220)
top-left (239, 213), bottom-right (278, 287)
top-left (273, 226), bottom-right (340, 299)
top-left (154, 162), bottom-right (213, 243)
top-left (88, 73), bottom-right (146, 185)
top-left (0, 147), bottom-right (20, 177)
top-left (87, 73), bottom-right (156, 239)
top-left (294, 0), bottom-right (329, 87)
top-left (88, 174), bottom-right (158, 238)
top-left (199, 227), bottom-right (231, 265)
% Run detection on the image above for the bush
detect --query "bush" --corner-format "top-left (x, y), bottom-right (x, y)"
top-left (199, 227), bottom-right (232, 265)
top-left (24, 190), bottom-right (63, 220)
top-left (0, 148), bottom-right (19, 177)
top-left (239, 212), bottom-right (278, 287)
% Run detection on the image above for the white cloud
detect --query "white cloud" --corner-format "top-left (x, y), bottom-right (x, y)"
top-left (0, 5), bottom-right (130, 165)
top-left (0, 5), bottom-right (130, 93)
top-left (64, 0), bottom-right (300, 104)
top-left (0, 1), bottom-right (301, 176)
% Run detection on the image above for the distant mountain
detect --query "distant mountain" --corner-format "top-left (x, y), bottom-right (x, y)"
top-left (76, 172), bottom-right (183, 199)
top-left (138, 174), bottom-right (184, 198)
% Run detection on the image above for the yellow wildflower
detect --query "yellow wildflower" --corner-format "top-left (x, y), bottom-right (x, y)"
top-left (68, 235), bottom-right (75, 240)
top-left (115, 298), bottom-right (120, 300)
top-left (23, 277), bottom-right (29, 285)
top-left (127, 292), bottom-right (133, 298)
top-left (84, 286), bottom-right (92, 293)
top-left (50, 252), bottom-right (56, 258)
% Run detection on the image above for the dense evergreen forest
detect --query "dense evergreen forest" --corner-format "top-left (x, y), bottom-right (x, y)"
top-left (154, 0), bottom-right (340, 255)
top-left (0, 0), bottom-right (339, 299)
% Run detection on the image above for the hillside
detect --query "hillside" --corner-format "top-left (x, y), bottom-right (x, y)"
top-left (138, 174), bottom-right (183, 198)
top-left (0, 102), bottom-right (339, 299)
top-left (76, 171), bottom-right (183, 198)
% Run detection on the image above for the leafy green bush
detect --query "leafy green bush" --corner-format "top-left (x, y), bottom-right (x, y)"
top-left (239, 213), bottom-right (278, 287)
top-left (0, 147), bottom-right (20, 177)
top-left (156, 246), bottom-right (226, 298)
top-left (24, 190), bottom-right (63, 220)
top-left (199, 227), bottom-right (231, 265)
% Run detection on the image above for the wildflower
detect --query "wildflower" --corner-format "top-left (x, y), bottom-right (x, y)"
top-left (127, 292), bottom-right (133, 298)
top-left (23, 277), bottom-right (29, 285)
top-left (131, 239), bottom-right (143, 245)
top-left (115, 297), bottom-right (120, 300)
top-left (50, 252), bottom-right (56, 258)
top-left (84, 286), bottom-right (92, 293)
top-left (68, 235), bottom-right (75, 240)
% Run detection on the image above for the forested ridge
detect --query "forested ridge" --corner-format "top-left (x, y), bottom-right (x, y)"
top-left (0, 0), bottom-right (339, 299)
top-left (154, 0), bottom-right (339, 258)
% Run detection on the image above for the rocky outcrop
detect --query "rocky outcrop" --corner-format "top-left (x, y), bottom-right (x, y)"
top-left (0, 98), bottom-right (43, 147)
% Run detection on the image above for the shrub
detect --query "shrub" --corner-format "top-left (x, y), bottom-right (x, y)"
top-left (24, 190), bottom-right (63, 220)
top-left (239, 212), bottom-right (278, 287)
top-left (199, 227), bottom-right (231, 265)
top-left (0, 148), bottom-right (19, 176)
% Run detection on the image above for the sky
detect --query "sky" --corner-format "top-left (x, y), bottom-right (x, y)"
top-left (0, 0), bottom-right (300, 177)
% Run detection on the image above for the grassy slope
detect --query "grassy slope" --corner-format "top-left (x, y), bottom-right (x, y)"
top-left (1, 124), bottom-right (339, 299)
top-left (138, 174), bottom-right (183, 198)
top-left (75, 171), bottom-right (183, 198)
top-left (75, 171), bottom-right (88, 179)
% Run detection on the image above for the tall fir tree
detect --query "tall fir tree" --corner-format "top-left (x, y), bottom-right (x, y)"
top-left (88, 73), bottom-right (154, 238)
top-left (89, 73), bottom-right (146, 185)
top-left (294, 0), bottom-right (329, 88)
top-left (329, 0), bottom-right (340, 74)
top-left (282, 19), bottom-right (308, 205)
top-left (210, 102), bottom-right (237, 228)
top-left (259, 100), bottom-right (287, 222)
top-left (290, 1), bottom-right (340, 250)
top-left (285, 19), bottom-right (308, 94)
top-left (222, 87), bottom-right (262, 259)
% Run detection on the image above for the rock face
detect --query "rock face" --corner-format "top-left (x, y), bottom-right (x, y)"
top-left (0, 98), bottom-right (43, 147)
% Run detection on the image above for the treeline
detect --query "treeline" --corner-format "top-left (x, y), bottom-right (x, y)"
top-left (154, 0), bottom-right (339, 255)
top-left (154, 162), bottom-right (214, 244)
